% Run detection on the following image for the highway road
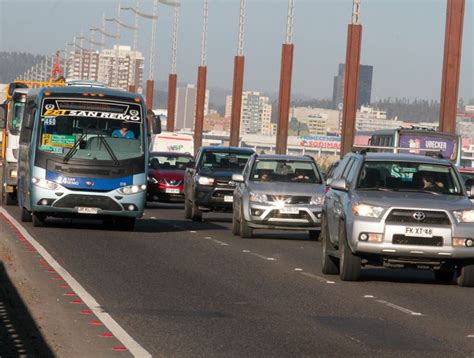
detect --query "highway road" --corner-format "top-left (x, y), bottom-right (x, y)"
top-left (1, 203), bottom-right (473, 357)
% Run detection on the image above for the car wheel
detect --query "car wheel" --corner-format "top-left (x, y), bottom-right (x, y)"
top-left (240, 205), bottom-right (252, 239)
top-left (457, 265), bottom-right (474, 287)
top-left (21, 207), bottom-right (32, 222)
top-left (184, 196), bottom-right (192, 219)
top-left (309, 230), bottom-right (320, 241)
top-left (339, 221), bottom-right (361, 281)
top-left (433, 268), bottom-right (455, 282)
top-left (191, 201), bottom-right (202, 222)
top-left (321, 215), bottom-right (339, 275)
top-left (32, 212), bottom-right (47, 228)
top-left (232, 205), bottom-right (240, 236)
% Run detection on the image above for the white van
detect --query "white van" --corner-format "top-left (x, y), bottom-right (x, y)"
top-left (150, 132), bottom-right (194, 155)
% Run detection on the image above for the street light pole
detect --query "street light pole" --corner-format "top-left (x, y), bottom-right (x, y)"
top-left (340, 0), bottom-right (363, 157)
top-left (276, 0), bottom-right (295, 155)
top-left (166, 2), bottom-right (181, 132)
top-left (194, 0), bottom-right (209, 154)
top-left (229, 0), bottom-right (246, 147)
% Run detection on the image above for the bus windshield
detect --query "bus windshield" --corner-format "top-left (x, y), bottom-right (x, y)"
top-left (38, 99), bottom-right (144, 162)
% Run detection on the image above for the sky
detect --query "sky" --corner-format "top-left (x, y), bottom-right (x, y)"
top-left (1, 0), bottom-right (473, 102)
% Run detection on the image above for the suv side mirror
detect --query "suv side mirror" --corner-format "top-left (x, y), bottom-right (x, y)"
top-left (468, 186), bottom-right (474, 199)
top-left (232, 174), bottom-right (244, 183)
top-left (330, 178), bottom-right (348, 192)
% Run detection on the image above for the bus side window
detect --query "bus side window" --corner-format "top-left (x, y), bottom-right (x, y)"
top-left (19, 102), bottom-right (35, 145)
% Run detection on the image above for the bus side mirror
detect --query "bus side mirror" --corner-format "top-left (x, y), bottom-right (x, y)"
top-left (152, 114), bottom-right (161, 135)
top-left (0, 105), bottom-right (5, 129)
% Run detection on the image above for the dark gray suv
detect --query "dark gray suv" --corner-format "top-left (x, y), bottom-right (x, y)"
top-left (321, 152), bottom-right (474, 287)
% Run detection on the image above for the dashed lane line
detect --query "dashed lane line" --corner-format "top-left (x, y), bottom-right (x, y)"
top-left (212, 239), bottom-right (229, 246)
top-left (300, 271), bottom-right (336, 284)
top-left (0, 207), bottom-right (152, 358)
top-left (364, 295), bottom-right (423, 316)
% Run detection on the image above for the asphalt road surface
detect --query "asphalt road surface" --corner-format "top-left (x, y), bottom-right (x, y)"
top-left (2, 203), bottom-right (474, 357)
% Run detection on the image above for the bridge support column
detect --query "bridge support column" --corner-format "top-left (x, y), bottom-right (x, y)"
top-left (440, 0), bottom-right (465, 134)
top-left (276, 43), bottom-right (294, 155)
top-left (146, 79), bottom-right (154, 110)
top-left (167, 73), bottom-right (177, 132)
top-left (194, 66), bottom-right (207, 154)
top-left (230, 56), bottom-right (245, 147)
top-left (340, 23), bottom-right (362, 158)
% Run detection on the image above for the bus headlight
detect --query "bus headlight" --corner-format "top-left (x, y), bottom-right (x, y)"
top-left (118, 184), bottom-right (147, 195)
top-left (31, 177), bottom-right (61, 190)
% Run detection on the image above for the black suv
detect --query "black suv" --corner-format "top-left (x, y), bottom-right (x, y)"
top-left (184, 146), bottom-right (255, 221)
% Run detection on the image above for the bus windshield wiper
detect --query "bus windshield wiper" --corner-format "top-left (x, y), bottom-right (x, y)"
top-left (63, 132), bottom-right (87, 163)
top-left (357, 187), bottom-right (394, 192)
top-left (96, 133), bottom-right (120, 166)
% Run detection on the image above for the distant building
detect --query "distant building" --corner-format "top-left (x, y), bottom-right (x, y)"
top-left (175, 84), bottom-right (210, 130)
top-left (225, 91), bottom-right (272, 135)
top-left (332, 63), bottom-right (373, 110)
top-left (66, 45), bottom-right (144, 92)
top-left (204, 113), bottom-right (230, 132)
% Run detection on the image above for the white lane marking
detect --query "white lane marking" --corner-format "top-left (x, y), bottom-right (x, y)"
top-left (189, 231), bottom-right (197, 234)
top-left (204, 236), bottom-right (212, 240)
top-left (266, 257), bottom-right (276, 261)
top-left (294, 268), bottom-right (303, 272)
top-left (150, 217), bottom-right (157, 220)
top-left (300, 272), bottom-right (335, 284)
top-left (467, 335), bottom-right (474, 338)
top-left (212, 239), bottom-right (229, 246)
top-left (0, 208), bottom-right (152, 358)
top-left (242, 250), bottom-right (250, 253)
top-left (250, 252), bottom-right (271, 260)
top-left (363, 295), bottom-right (422, 316)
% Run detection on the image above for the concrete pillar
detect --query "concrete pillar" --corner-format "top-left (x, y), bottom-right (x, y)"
top-left (167, 73), bottom-right (178, 132)
top-left (340, 24), bottom-right (362, 158)
top-left (194, 66), bottom-right (207, 154)
top-left (439, 0), bottom-right (465, 134)
top-left (276, 43), bottom-right (294, 155)
top-left (146, 79), bottom-right (154, 110)
top-left (230, 55), bottom-right (245, 147)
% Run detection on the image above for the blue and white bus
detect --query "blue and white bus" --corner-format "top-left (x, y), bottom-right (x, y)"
top-left (16, 86), bottom-right (159, 230)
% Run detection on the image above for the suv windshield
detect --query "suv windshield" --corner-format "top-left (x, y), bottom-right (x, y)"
top-left (150, 155), bottom-right (192, 170)
top-left (250, 160), bottom-right (321, 183)
top-left (357, 161), bottom-right (463, 195)
top-left (200, 151), bottom-right (251, 171)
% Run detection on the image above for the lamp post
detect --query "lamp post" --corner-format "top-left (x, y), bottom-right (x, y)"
top-left (229, 0), bottom-right (246, 147)
top-left (439, 0), bottom-right (465, 134)
top-left (194, 0), bottom-right (209, 154)
top-left (340, 0), bottom-right (363, 157)
top-left (120, 0), bottom-right (158, 102)
top-left (275, 0), bottom-right (295, 154)
top-left (159, 0), bottom-right (181, 132)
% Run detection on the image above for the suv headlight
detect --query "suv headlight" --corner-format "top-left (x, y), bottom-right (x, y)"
top-left (197, 176), bottom-right (215, 186)
top-left (118, 184), bottom-right (147, 195)
top-left (31, 177), bottom-right (61, 190)
top-left (453, 210), bottom-right (474, 223)
top-left (310, 193), bottom-right (325, 206)
top-left (250, 192), bottom-right (268, 203)
top-left (352, 204), bottom-right (385, 218)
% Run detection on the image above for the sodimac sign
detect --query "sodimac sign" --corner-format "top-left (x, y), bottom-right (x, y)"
top-left (299, 135), bottom-right (341, 149)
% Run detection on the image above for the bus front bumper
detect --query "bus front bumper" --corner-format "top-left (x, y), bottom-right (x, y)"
top-left (30, 187), bottom-right (145, 218)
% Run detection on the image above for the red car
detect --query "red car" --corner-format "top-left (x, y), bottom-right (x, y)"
top-left (147, 152), bottom-right (193, 202)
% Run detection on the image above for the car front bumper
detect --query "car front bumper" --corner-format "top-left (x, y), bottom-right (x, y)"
top-left (246, 203), bottom-right (322, 230)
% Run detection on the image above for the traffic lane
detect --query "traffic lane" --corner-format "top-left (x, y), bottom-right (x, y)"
top-left (159, 207), bottom-right (474, 351)
top-left (4, 206), bottom-right (460, 356)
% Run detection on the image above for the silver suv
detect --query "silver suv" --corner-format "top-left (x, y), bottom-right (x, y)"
top-left (321, 152), bottom-right (474, 287)
top-left (232, 154), bottom-right (325, 239)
